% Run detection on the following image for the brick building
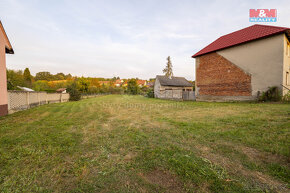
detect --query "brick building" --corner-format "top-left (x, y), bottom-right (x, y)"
top-left (192, 24), bottom-right (290, 101)
top-left (0, 21), bottom-right (14, 116)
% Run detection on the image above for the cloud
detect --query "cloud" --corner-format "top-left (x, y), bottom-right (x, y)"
top-left (1, 0), bottom-right (289, 81)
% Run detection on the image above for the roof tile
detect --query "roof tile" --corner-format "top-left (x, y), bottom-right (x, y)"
top-left (192, 24), bottom-right (289, 58)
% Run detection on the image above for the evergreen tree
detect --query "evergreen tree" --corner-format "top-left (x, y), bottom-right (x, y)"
top-left (163, 56), bottom-right (173, 79)
top-left (23, 68), bottom-right (32, 87)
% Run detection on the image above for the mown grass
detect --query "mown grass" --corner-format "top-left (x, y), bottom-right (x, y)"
top-left (0, 95), bottom-right (289, 192)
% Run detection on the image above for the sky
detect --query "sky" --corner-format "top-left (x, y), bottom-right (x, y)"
top-left (0, 0), bottom-right (289, 80)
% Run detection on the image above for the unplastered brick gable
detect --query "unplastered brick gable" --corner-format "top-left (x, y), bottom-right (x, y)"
top-left (196, 52), bottom-right (251, 96)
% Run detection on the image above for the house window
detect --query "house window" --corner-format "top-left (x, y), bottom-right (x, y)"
top-left (287, 72), bottom-right (289, 85)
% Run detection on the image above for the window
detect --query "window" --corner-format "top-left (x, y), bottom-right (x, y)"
top-left (287, 72), bottom-right (289, 85)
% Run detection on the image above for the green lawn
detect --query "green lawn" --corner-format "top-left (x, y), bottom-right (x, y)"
top-left (0, 95), bottom-right (289, 192)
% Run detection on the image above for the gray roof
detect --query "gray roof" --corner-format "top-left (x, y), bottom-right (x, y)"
top-left (156, 75), bottom-right (192, 87)
top-left (17, 86), bottom-right (35, 92)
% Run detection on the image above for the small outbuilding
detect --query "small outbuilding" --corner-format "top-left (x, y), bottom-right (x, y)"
top-left (56, 88), bottom-right (67, 93)
top-left (17, 86), bottom-right (35, 92)
top-left (154, 75), bottom-right (194, 100)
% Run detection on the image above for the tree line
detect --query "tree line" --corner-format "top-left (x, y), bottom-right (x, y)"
top-left (6, 68), bottom-right (152, 97)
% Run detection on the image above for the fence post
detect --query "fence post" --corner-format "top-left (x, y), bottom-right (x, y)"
top-left (7, 91), bottom-right (10, 111)
top-left (60, 93), bottom-right (63, 103)
top-left (26, 92), bottom-right (30, 109)
top-left (38, 92), bottom-right (40, 106)
top-left (46, 93), bottom-right (48, 104)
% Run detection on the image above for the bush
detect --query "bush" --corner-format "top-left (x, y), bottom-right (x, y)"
top-left (109, 87), bottom-right (124, 94)
top-left (126, 79), bottom-right (140, 95)
top-left (33, 80), bottom-right (50, 91)
top-left (67, 81), bottom-right (81, 101)
top-left (259, 86), bottom-right (281, 102)
top-left (88, 86), bottom-right (99, 94)
top-left (282, 91), bottom-right (290, 103)
top-left (146, 88), bottom-right (154, 98)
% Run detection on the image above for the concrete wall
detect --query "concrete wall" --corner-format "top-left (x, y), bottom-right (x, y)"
top-left (217, 34), bottom-right (285, 97)
top-left (7, 91), bottom-right (69, 114)
top-left (154, 78), bottom-right (161, 98)
top-left (0, 26), bottom-right (8, 116)
top-left (282, 34), bottom-right (290, 95)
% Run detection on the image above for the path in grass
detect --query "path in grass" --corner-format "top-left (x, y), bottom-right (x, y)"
top-left (0, 95), bottom-right (289, 192)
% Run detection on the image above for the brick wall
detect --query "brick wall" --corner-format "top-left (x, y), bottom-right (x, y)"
top-left (0, 104), bottom-right (8, 116)
top-left (196, 52), bottom-right (251, 96)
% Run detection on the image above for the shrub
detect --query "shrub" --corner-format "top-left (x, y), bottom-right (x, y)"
top-left (259, 86), bottom-right (281, 102)
top-left (88, 86), bottom-right (99, 94)
top-left (67, 81), bottom-right (81, 101)
top-left (33, 80), bottom-right (50, 91)
top-left (109, 87), bottom-right (124, 94)
top-left (126, 79), bottom-right (140, 95)
top-left (282, 91), bottom-right (290, 103)
top-left (146, 88), bottom-right (154, 98)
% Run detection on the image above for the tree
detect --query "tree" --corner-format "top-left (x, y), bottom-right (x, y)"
top-left (163, 56), bottom-right (173, 79)
top-left (90, 78), bottom-right (101, 87)
top-left (127, 79), bottom-right (139, 95)
top-left (77, 77), bottom-right (90, 93)
top-left (23, 68), bottom-right (32, 87)
top-left (33, 80), bottom-right (49, 91)
top-left (67, 81), bottom-right (81, 101)
top-left (6, 69), bottom-right (25, 90)
top-left (65, 73), bottom-right (72, 80)
top-left (54, 73), bottom-right (65, 80)
top-left (111, 76), bottom-right (120, 81)
top-left (35, 71), bottom-right (53, 81)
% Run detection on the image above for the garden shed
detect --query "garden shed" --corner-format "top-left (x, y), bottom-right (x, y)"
top-left (154, 75), bottom-right (194, 100)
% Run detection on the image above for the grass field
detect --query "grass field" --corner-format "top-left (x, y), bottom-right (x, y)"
top-left (0, 95), bottom-right (289, 192)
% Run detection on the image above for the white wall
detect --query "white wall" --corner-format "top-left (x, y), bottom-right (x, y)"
top-left (154, 78), bottom-right (160, 98)
top-left (283, 34), bottom-right (290, 95)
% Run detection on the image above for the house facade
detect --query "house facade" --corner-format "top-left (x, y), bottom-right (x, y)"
top-left (192, 24), bottom-right (290, 101)
top-left (137, 80), bottom-right (147, 87)
top-left (154, 75), bottom-right (193, 100)
top-left (0, 21), bottom-right (14, 116)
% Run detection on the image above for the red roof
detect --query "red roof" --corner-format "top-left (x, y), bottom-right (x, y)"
top-left (192, 24), bottom-right (290, 58)
top-left (137, 80), bottom-right (147, 85)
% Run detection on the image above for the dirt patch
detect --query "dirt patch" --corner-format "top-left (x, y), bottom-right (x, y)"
top-left (239, 146), bottom-right (290, 167)
top-left (139, 169), bottom-right (184, 192)
top-left (195, 144), bottom-right (289, 193)
top-left (124, 152), bottom-right (136, 161)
